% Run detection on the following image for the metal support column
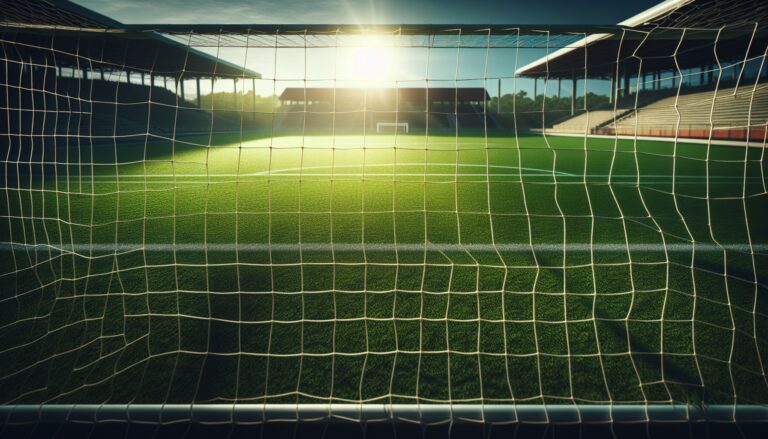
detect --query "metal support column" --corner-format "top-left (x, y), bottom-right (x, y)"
top-left (497, 78), bottom-right (501, 113)
top-left (609, 75), bottom-right (614, 104)
top-left (252, 77), bottom-right (257, 122)
top-left (196, 77), bottom-right (202, 108)
top-left (570, 72), bottom-right (576, 116)
top-left (233, 78), bottom-right (238, 109)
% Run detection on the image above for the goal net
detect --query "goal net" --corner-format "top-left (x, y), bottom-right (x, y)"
top-left (377, 122), bottom-right (409, 133)
top-left (1, 14), bottom-right (768, 433)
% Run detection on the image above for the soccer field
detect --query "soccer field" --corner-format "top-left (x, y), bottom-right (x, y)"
top-left (1, 132), bottom-right (767, 406)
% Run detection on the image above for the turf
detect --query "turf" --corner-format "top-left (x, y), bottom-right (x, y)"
top-left (1, 131), bottom-right (767, 405)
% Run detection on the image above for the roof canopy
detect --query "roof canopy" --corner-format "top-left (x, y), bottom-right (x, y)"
top-left (0, 0), bottom-right (259, 78)
top-left (516, 0), bottom-right (768, 78)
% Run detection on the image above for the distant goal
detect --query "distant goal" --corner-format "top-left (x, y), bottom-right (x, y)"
top-left (376, 121), bottom-right (409, 133)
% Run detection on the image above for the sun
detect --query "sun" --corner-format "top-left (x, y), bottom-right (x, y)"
top-left (345, 37), bottom-right (396, 81)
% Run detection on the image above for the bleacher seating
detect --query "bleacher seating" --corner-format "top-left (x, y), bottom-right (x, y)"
top-left (546, 83), bottom-right (768, 138)
top-left (612, 83), bottom-right (768, 131)
top-left (550, 110), bottom-right (630, 133)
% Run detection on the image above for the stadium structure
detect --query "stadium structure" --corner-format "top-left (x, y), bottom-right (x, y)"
top-left (1, 0), bottom-right (768, 437)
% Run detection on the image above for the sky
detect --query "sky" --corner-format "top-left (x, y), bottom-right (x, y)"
top-left (70, 0), bottom-right (665, 98)
top-left (72, 0), bottom-right (662, 25)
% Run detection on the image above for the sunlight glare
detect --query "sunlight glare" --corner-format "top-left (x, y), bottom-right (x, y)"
top-left (347, 37), bottom-right (396, 81)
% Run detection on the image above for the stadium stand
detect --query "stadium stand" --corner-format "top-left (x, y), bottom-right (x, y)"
top-left (609, 83), bottom-right (768, 134)
top-left (2, 75), bottom-right (241, 140)
top-left (544, 82), bottom-right (768, 140)
top-left (550, 110), bottom-right (630, 133)
top-left (0, 0), bottom-right (260, 141)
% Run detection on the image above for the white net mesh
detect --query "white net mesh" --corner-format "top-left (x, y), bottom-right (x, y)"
top-left (0, 19), bottom-right (767, 434)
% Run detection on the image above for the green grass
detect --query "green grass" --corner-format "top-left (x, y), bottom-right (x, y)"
top-left (1, 131), bottom-right (767, 406)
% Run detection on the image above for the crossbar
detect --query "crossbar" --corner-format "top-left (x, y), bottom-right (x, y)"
top-left (2, 405), bottom-right (767, 425)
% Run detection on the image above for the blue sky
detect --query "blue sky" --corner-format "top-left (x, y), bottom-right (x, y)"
top-left (73, 0), bottom-right (661, 25)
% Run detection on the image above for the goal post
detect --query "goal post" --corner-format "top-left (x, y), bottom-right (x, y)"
top-left (2, 404), bottom-right (767, 424)
top-left (376, 121), bottom-right (409, 133)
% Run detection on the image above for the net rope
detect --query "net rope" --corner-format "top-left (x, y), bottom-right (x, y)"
top-left (0, 21), bottom-right (767, 431)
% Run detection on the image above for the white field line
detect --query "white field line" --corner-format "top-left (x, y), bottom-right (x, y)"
top-left (92, 177), bottom-right (757, 187)
top-left (81, 162), bottom-right (763, 180)
top-left (22, 162), bottom-right (761, 181)
top-left (2, 242), bottom-right (766, 254)
top-left (75, 174), bottom-right (760, 187)
top-left (90, 163), bottom-right (575, 177)
top-left (88, 174), bottom-right (758, 179)
top-left (51, 162), bottom-right (761, 183)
